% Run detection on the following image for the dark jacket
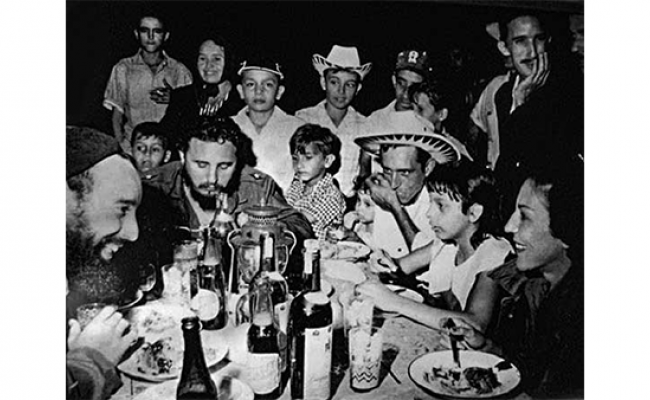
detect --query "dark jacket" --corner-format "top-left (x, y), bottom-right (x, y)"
top-left (487, 258), bottom-right (584, 398)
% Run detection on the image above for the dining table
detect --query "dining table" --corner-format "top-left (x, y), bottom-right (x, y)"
top-left (111, 251), bottom-right (533, 400)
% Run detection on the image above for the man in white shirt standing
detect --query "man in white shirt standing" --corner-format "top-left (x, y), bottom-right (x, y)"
top-left (355, 112), bottom-right (460, 258)
top-left (232, 56), bottom-right (305, 192)
top-left (296, 45), bottom-right (372, 198)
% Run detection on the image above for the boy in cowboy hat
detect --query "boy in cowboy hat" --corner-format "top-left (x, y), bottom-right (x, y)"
top-left (296, 45), bottom-right (372, 199)
top-left (232, 55), bottom-right (306, 192)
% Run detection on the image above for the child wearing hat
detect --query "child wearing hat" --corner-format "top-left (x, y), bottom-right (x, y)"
top-left (232, 55), bottom-right (305, 192)
top-left (285, 124), bottom-right (346, 242)
top-left (296, 45), bottom-right (372, 199)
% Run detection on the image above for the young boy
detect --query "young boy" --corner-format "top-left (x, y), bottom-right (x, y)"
top-left (232, 55), bottom-right (305, 192)
top-left (285, 124), bottom-right (346, 242)
top-left (296, 45), bottom-right (372, 198)
top-left (130, 121), bottom-right (172, 175)
top-left (103, 11), bottom-right (192, 154)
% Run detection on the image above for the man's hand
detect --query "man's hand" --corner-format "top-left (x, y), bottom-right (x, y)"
top-left (366, 173), bottom-right (401, 212)
top-left (67, 306), bottom-right (137, 365)
top-left (150, 79), bottom-right (172, 104)
top-left (512, 51), bottom-right (550, 109)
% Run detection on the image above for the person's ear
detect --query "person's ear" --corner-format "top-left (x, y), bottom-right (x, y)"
top-left (497, 41), bottom-right (511, 57)
top-left (276, 85), bottom-right (285, 101)
top-left (319, 77), bottom-right (327, 91)
top-left (324, 154), bottom-right (335, 169)
top-left (236, 84), bottom-right (244, 100)
top-left (163, 32), bottom-right (170, 42)
top-left (424, 158), bottom-right (436, 177)
top-left (437, 108), bottom-right (448, 123)
top-left (391, 74), bottom-right (397, 88)
top-left (163, 150), bottom-right (172, 163)
top-left (179, 151), bottom-right (185, 164)
top-left (133, 29), bottom-right (139, 41)
top-left (467, 203), bottom-right (484, 224)
top-left (356, 83), bottom-right (363, 94)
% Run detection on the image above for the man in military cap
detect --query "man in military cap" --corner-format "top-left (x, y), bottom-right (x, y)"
top-left (66, 126), bottom-right (141, 400)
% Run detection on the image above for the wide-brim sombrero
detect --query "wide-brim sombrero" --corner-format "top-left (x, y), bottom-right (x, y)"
top-left (354, 111), bottom-right (461, 165)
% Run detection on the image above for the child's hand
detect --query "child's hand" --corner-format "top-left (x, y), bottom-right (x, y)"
top-left (368, 249), bottom-right (398, 273)
top-left (343, 211), bottom-right (359, 230)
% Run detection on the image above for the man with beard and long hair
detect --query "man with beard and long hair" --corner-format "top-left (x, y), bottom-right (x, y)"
top-left (66, 126), bottom-right (142, 399)
top-left (144, 117), bottom-right (314, 271)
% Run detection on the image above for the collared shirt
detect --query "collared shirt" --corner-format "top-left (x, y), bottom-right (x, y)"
top-left (420, 236), bottom-right (513, 309)
top-left (296, 100), bottom-right (367, 196)
top-left (470, 73), bottom-right (510, 169)
top-left (285, 173), bottom-right (346, 241)
top-left (371, 187), bottom-right (435, 258)
top-left (364, 99), bottom-right (399, 134)
top-left (232, 106), bottom-right (305, 192)
top-left (103, 50), bottom-right (193, 143)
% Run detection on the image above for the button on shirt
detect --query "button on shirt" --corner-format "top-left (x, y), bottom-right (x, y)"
top-left (233, 106), bottom-right (306, 193)
top-left (103, 50), bottom-right (193, 143)
top-left (296, 100), bottom-right (367, 197)
top-left (371, 187), bottom-right (435, 258)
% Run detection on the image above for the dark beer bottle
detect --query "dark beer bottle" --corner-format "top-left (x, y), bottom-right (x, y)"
top-left (247, 280), bottom-right (282, 399)
top-left (289, 239), bottom-right (332, 400)
top-left (176, 316), bottom-right (218, 399)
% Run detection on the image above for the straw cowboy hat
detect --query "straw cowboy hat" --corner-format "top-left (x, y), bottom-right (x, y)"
top-left (354, 111), bottom-right (461, 165)
top-left (312, 45), bottom-right (372, 80)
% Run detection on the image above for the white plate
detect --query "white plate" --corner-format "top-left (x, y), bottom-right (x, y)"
top-left (408, 350), bottom-right (521, 399)
top-left (133, 375), bottom-right (253, 400)
top-left (322, 261), bottom-right (367, 284)
top-left (118, 332), bottom-right (228, 382)
top-left (322, 241), bottom-right (371, 260)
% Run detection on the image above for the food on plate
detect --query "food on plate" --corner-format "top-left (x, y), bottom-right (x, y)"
top-left (424, 365), bottom-right (500, 395)
top-left (320, 241), bottom-right (369, 260)
top-left (137, 336), bottom-right (181, 375)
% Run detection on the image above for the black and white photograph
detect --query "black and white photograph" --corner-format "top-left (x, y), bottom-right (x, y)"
top-left (61, 1), bottom-right (589, 399)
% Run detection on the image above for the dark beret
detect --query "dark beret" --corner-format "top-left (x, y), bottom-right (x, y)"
top-left (67, 126), bottom-right (121, 179)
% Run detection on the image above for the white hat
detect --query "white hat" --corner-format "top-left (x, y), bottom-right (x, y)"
top-left (312, 45), bottom-right (372, 80)
top-left (354, 111), bottom-right (460, 165)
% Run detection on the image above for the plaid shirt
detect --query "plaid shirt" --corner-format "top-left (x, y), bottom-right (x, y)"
top-left (285, 173), bottom-right (346, 241)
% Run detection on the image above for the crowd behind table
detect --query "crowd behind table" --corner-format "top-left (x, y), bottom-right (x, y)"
top-left (66, 5), bottom-right (584, 400)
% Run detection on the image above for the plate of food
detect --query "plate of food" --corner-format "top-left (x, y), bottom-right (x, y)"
top-left (118, 332), bottom-right (228, 382)
top-left (408, 350), bottom-right (520, 399)
top-left (321, 241), bottom-right (371, 260)
top-left (133, 374), bottom-right (253, 400)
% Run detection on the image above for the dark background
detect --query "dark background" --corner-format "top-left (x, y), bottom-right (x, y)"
top-left (67, 0), bottom-right (583, 133)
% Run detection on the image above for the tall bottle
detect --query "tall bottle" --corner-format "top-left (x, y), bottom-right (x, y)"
top-left (251, 232), bottom-right (290, 377)
top-left (289, 239), bottom-right (333, 400)
top-left (176, 316), bottom-right (219, 399)
top-left (174, 240), bottom-right (199, 301)
top-left (213, 192), bottom-right (237, 293)
top-left (247, 280), bottom-right (282, 399)
top-left (194, 228), bottom-right (228, 330)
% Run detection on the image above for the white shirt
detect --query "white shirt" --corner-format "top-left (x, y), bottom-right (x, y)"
top-left (233, 106), bottom-right (305, 192)
top-left (372, 187), bottom-right (435, 258)
top-left (296, 100), bottom-right (367, 196)
top-left (421, 236), bottom-right (513, 309)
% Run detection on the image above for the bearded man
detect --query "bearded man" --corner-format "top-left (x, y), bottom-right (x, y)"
top-left (66, 126), bottom-right (142, 400)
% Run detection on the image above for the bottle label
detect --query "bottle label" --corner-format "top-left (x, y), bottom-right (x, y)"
top-left (303, 326), bottom-right (332, 399)
top-left (274, 301), bottom-right (289, 333)
top-left (246, 353), bottom-right (280, 394)
top-left (190, 289), bottom-right (220, 321)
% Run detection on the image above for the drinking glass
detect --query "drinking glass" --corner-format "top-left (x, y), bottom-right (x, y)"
top-left (76, 303), bottom-right (107, 330)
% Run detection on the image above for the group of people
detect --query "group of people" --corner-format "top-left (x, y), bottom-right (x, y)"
top-left (66, 7), bottom-right (584, 400)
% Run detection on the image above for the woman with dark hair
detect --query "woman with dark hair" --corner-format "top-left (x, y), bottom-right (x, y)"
top-left (441, 159), bottom-right (584, 398)
top-left (160, 34), bottom-right (239, 152)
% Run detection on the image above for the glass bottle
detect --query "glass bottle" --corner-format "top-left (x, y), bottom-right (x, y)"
top-left (194, 229), bottom-right (228, 330)
top-left (250, 232), bottom-right (290, 378)
top-left (173, 240), bottom-right (199, 304)
top-left (247, 280), bottom-right (282, 399)
top-left (176, 316), bottom-right (219, 399)
top-left (289, 239), bottom-right (333, 400)
top-left (213, 192), bottom-right (237, 292)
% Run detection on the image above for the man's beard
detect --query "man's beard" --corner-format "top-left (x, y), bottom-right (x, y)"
top-left (66, 213), bottom-right (134, 303)
top-left (183, 167), bottom-right (241, 211)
